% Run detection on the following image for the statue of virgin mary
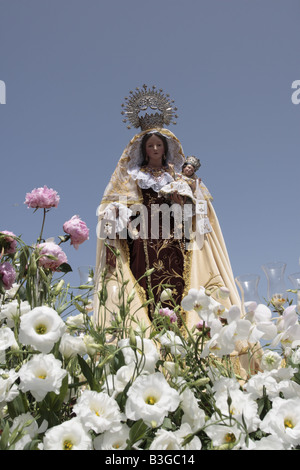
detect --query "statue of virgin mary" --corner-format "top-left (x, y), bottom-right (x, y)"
top-left (94, 85), bottom-right (240, 331)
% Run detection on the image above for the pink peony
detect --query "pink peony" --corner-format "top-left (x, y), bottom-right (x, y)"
top-left (63, 215), bottom-right (89, 250)
top-left (159, 307), bottom-right (178, 323)
top-left (0, 262), bottom-right (17, 290)
top-left (37, 242), bottom-right (68, 271)
top-left (0, 231), bottom-right (17, 254)
top-left (24, 185), bottom-right (60, 209)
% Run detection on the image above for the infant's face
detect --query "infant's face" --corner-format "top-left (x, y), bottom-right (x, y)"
top-left (183, 164), bottom-right (195, 177)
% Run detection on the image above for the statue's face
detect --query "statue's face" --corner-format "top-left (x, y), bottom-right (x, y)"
top-left (183, 164), bottom-right (195, 177)
top-left (145, 135), bottom-right (165, 166)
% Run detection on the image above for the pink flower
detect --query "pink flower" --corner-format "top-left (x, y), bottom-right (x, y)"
top-left (159, 307), bottom-right (178, 323)
top-left (63, 215), bottom-right (89, 250)
top-left (37, 242), bottom-right (68, 271)
top-left (24, 185), bottom-right (60, 209)
top-left (0, 262), bottom-right (16, 290)
top-left (0, 231), bottom-right (17, 254)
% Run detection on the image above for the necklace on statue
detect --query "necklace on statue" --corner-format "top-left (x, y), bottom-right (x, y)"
top-left (141, 165), bottom-right (168, 179)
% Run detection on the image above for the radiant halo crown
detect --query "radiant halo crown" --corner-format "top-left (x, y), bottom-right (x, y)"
top-left (121, 84), bottom-right (178, 131)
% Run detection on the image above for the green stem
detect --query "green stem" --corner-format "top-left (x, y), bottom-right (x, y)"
top-left (37, 208), bottom-right (47, 243)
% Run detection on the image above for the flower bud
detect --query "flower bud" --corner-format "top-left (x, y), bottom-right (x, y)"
top-left (216, 286), bottom-right (230, 300)
top-left (129, 327), bottom-right (136, 348)
top-left (160, 288), bottom-right (173, 302)
top-left (53, 279), bottom-right (65, 295)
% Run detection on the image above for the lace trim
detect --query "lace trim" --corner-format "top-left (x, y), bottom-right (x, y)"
top-left (129, 167), bottom-right (175, 192)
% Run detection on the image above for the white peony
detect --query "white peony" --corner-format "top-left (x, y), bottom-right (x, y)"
top-left (43, 417), bottom-right (93, 450)
top-left (19, 306), bottom-right (66, 353)
top-left (18, 353), bottom-right (67, 402)
top-left (125, 372), bottom-right (180, 427)
top-left (73, 390), bottom-right (123, 434)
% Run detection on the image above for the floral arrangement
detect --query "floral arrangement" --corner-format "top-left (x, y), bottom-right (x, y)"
top-left (1, 186), bottom-right (300, 451)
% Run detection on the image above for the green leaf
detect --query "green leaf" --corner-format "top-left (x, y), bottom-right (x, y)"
top-left (0, 421), bottom-right (11, 450)
top-left (126, 419), bottom-right (148, 449)
top-left (7, 392), bottom-right (28, 419)
top-left (77, 354), bottom-right (101, 392)
top-left (48, 375), bottom-right (69, 412)
top-left (57, 263), bottom-right (72, 273)
top-left (23, 439), bottom-right (41, 450)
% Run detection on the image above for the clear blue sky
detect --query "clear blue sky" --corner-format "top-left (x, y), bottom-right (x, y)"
top-left (0, 0), bottom-right (299, 301)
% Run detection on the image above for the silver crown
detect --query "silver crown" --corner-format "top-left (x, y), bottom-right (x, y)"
top-left (121, 85), bottom-right (178, 131)
top-left (185, 156), bottom-right (201, 171)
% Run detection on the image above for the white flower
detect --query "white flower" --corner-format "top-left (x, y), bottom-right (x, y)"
top-left (261, 397), bottom-right (300, 448)
top-left (0, 368), bottom-right (19, 403)
top-left (205, 417), bottom-right (246, 449)
top-left (248, 435), bottom-right (286, 450)
top-left (18, 353), bottom-right (67, 402)
top-left (43, 417), bottom-right (93, 450)
top-left (179, 386), bottom-right (206, 432)
top-left (93, 423), bottom-right (130, 450)
top-left (104, 363), bottom-right (136, 397)
top-left (291, 347), bottom-right (300, 364)
top-left (73, 390), bottom-right (123, 434)
top-left (125, 372), bottom-right (181, 427)
top-left (83, 334), bottom-right (100, 357)
top-left (65, 313), bottom-right (85, 330)
top-left (181, 288), bottom-right (213, 324)
top-left (149, 423), bottom-right (201, 450)
top-left (175, 423), bottom-right (202, 450)
top-left (158, 330), bottom-right (186, 357)
top-left (244, 371), bottom-right (280, 401)
top-left (211, 376), bottom-right (241, 395)
top-left (214, 386), bottom-right (260, 433)
top-left (19, 306), bottom-right (66, 353)
top-left (215, 286), bottom-right (230, 300)
top-left (10, 413), bottom-right (39, 450)
top-left (245, 303), bottom-right (277, 342)
top-left (271, 306), bottom-right (300, 349)
top-left (0, 326), bottom-right (18, 351)
top-left (260, 349), bottom-right (282, 371)
top-left (223, 305), bottom-right (252, 342)
top-left (59, 333), bottom-right (87, 359)
top-left (0, 299), bottom-right (31, 327)
top-left (201, 319), bottom-right (236, 358)
top-left (149, 428), bottom-right (181, 450)
top-left (160, 288), bottom-right (173, 302)
top-left (119, 337), bottom-right (159, 372)
top-left (277, 379), bottom-right (300, 400)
